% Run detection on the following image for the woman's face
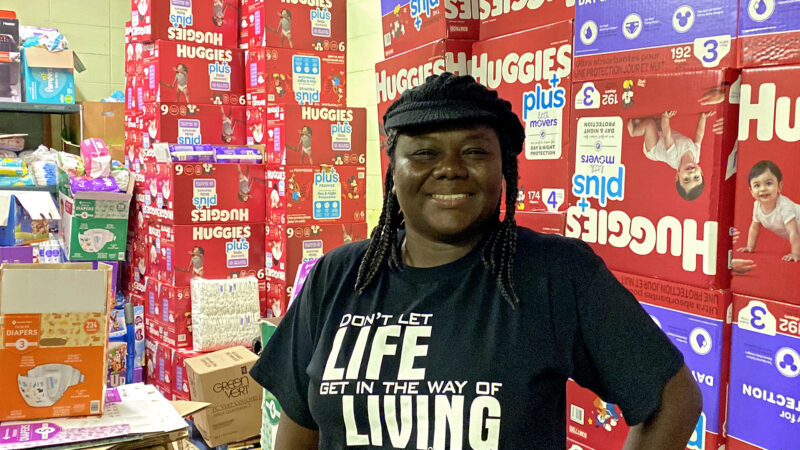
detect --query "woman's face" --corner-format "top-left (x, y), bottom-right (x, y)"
top-left (392, 125), bottom-right (503, 244)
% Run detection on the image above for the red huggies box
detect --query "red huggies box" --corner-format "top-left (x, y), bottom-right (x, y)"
top-left (172, 348), bottom-right (203, 399)
top-left (143, 102), bottom-right (247, 146)
top-left (573, 0), bottom-right (739, 81)
top-left (479, 0), bottom-right (574, 41)
top-left (375, 39), bottom-right (473, 182)
top-left (263, 104), bottom-right (367, 166)
top-left (567, 70), bottom-right (740, 289)
top-left (239, 0), bottom-right (250, 50)
top-left (246, 46), bottom-right (346, 107)
top-left (265, 221), bottom-right (368, 294)
top-left (380, 0), bottom-right (479, 58)
top-left (142, 40), bottom-right (245, 106)
top-left (267, 166), bottom-right (367, 225)
top-left (248, 0), bottom-right (347, 54)
top-left (731, 66), bottom-right (800, 304)
top-left (471, 21), bottom-right (573, 213)
top-left (130, 0), bottom-right (239, 48)
top-left (140, 161), bottom-right (266, 225)
top-left (158, 222), bottom-right (267, 287)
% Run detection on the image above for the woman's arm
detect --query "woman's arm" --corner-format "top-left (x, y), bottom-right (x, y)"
top-left (623, 365), bottom-right (702, 450)
top-left (275, 413), bottom-right (319, 450)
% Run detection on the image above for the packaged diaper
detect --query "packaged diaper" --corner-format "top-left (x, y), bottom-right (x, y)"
top-left (214, 147), bottom-right (262, 164)
top-left (57, 152), bottom-right (84, 177)
top-left (70, 176), bottom-right (120, 193)
top-left (81, 138), bottom-right (112, 179)
top-left (77, 228), bottom-right (117, 253)
top-left (0, 159), bottom-right (27, 177)
top-left (190, 277), bottom-right (261, 352)
top-left (169, 145), bottom-right (216, 163)
top-left (0, 172), bottom-right (35, 187)
top-left (110, 165), bottom-right (131, 191)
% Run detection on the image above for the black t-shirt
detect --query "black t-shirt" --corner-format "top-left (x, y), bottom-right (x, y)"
top-left (250, 227), bottom-right (684, 449)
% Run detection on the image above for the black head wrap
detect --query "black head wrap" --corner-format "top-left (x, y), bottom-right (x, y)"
top-left (382, 72), bottom-right (525, 156)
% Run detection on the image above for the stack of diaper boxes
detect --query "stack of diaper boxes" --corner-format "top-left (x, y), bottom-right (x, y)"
top-left (564, 1), bottom-right (742, 449)
top-left (243, 0), bottom-right (369, 318)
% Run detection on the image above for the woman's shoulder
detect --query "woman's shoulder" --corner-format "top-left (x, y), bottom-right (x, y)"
top-left (515, 226), bottom-right (602, 271)
top-left (311, 239), bottom-right (371, 278)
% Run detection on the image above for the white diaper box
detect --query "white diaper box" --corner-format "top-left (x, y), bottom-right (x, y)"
top-left (0, 263), bottom-right (113, 421)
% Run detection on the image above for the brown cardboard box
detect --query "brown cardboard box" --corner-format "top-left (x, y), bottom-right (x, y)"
top-left (184, 346), bottom-right (262, 447)
top-left (74, 102), bottom-right (125, 145)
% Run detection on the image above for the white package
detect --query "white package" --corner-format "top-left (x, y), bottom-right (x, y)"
top-left (190, 277), bottom-right (261, 352)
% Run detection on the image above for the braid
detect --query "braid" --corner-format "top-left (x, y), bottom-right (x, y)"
top-left (355, 131), bottom-right (402, 294)
top-left (481, 136), bottom-right (520, 307)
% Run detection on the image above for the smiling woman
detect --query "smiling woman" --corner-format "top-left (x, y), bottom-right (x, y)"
top-left (250, 73), bottom-right (703, 450)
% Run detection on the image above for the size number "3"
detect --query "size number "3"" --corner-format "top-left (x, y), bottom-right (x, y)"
top-left (692, 36), bottom-right (731, 68)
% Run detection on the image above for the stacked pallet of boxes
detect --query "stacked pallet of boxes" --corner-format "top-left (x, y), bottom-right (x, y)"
top-left (564, 1), bottom-right (740, 449)
top-left (124, 0), bottom-right (266, 404)
top-left (243, 0), bottom-right (368, 319)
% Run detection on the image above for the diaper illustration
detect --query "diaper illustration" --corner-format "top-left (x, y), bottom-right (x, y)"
top-left (78, 229), bottom-right (116, 253)
top-left (18, 364), bottom-right (84, 407)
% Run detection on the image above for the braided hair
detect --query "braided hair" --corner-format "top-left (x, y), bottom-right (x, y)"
top-left (355, 73), bottom-right (525, 307)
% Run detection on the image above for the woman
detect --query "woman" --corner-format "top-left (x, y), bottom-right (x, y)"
top-left (251, 73), bottom-right (702, 449)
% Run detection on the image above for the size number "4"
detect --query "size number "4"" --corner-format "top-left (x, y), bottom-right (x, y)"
top-left (779, 318), bottom-right (800, 337)
top-left (541, 189), bottom-right (565, 212)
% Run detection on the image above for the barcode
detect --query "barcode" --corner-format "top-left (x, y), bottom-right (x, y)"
top-left (90, 400), bottom-right (101, 414)
top-left (570, 404), bottom-right (584, 425)
top-left (384, 33), bottom-right (391, 47)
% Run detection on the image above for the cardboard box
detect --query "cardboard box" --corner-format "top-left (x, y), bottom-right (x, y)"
top-left (0, 263), bottom-right (112, 421)
top-left (57, 171), bottom-right (134, 262)
top-left (738, 0), bottom-right (800, 68)
top-left (573, 0), bottom-right (738, 81)
top-left (267, 165), bottom-right (367, 225)
top-left (259, 317), bottom-right (282, 450)
top-left (22, 47), bottom-right (75, 104)
top-left (374, 38), bottom-right (473, 180)
top-left (380, 0), bottom-right (479, 58)
top-left (472, 22), bottom-right (573, 213)
top-left (246, 46), bottom-right (346, 107)
top-left (248, 0), bottom-right (347, 53)
top-left (142, 101), bottom-right (247, 146)
top-left (265, 221), bottom-right (367, 311)
top-left (731, 66), bottom-right (800, 303)
top-left (0, 191), bottom-right (61, 246)
top-left (566, 70), bottom-right (740, 289)
top-left (141, 161), bottom-right (266, 225)
top-left (74, 102), bottom-right (126, 145)
top-left (185, 346), bottom-right (262, 447)
top-left (0, 17), bottom-right (22, 102)
top-left (727, 294), bottom-right (800, 449)
top-left (130, 0), bottom-right (240, 48)
top-left (262, 104), bottom-right (367, 166)
top-left (479, 0), bottom-right (573, 41)
top-left (157, 221), bottom-right (267, 287)
top-left (567, 272), bottom-right (732, 450)
top-left (142, 40), bottom-right (245, 106)
top-left (514, 211), bottom-right (565, 235)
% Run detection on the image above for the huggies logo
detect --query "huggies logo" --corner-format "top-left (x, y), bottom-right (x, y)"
top-left (282, 0), bottom-right (333, 7)
top-left (479, 0), bottom-right (574, 20)
top-left (302, 106), bottom-right (354, 122)
top-left (522, 74), bottom-right (566, 121)
top-left (471, 44), bottom-right (571, 89)
top-left (571, 165), bottom-right (625, 207)
top-left (565, 207), bottom-right (718, 275)
top-left (445, 0), bottom-right (479, 19)
top-left (331, 121), bottom-right (352, 135)
top-left (208, 61), bottom-right (232, 76)
top-left (410, 0), bottom-right (440, 30)
top-left (168, 28), bottom-right (224, 46)
top-left (739, 82), bottom-right (800, 143)
top-left (375, 51), bottom-right (470, 103)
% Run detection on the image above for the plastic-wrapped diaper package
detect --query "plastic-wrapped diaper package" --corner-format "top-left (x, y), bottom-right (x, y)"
top-left (57, 152), bottom-right (84, 178)
top-left (70, 176), bottom-right (120, 193)
top-left (214, 147), bottom-right (262, 164)
top-left (0, 172), bottom-right (34, 187)
top-left (31, 160), bottom-right (57, 186)
top-left (169, 145), bottom-right (215, 163)
top-left (80, 138), bottom-right (112, 179)
top-left (110, 165), bottom-right (130, 191)
top-left (190, 277), bottom-right (261, 352)
top-left (17, 364), bottom-right (84, 408)
top-left (0, 159), bottom-right (27, 177)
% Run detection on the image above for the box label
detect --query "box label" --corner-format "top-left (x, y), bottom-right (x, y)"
top-left (178, 119), bottom-right (202, 145)
top-left (312, 167), bottom-right (341, 220)
top-left (292, 55), bottom-right (322, 105)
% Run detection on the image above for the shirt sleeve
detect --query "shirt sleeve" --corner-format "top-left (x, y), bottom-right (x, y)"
top-left (779, 196), bottom-right (798, 224)
top-left (570, 261), bottom-right (684, 426)
top-left (249, 269), bottom-right (319, 430)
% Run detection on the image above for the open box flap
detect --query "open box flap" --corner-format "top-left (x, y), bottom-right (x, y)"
top-left (24, 47), bottom-right (74, 70)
